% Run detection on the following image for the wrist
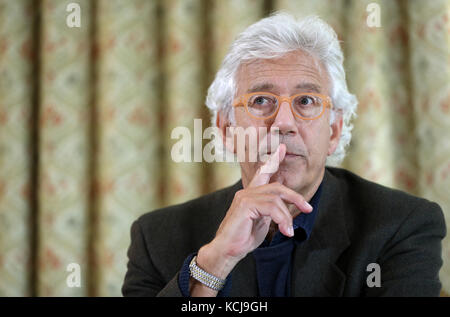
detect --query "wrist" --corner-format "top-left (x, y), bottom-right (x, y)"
top-left (196, 241), bottom-right (239, 280)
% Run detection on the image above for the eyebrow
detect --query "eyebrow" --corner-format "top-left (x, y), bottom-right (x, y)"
top-left (294, 83), bottom-right (322, 93)
top-left (247, 83), bottom-right (275, 93)
top-left (247, 82), bottom-right (323, 94)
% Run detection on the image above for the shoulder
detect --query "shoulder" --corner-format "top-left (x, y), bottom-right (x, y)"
top-left (325, 167), bottom-right (446, 238)
top-left (138, 180), bottom-right (240, 225)
top-left (128, 180), bottom-right (242, 279)
top-left (135, 180), bottom-right (242, 250)
top-left (324, 168), bottom-right (446, 296)
top-left (326, 166), bottom-right (440, 212)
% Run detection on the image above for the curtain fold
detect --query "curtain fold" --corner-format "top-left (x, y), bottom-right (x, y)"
top-left (162, 0), bottom-right (205, 205)
top-left (0, 0), bottom-right (36, 296)
top-left (407, 0), bottom-right (450, 293)
top-left (275, 0), bottom-right (346, 37)
top-left (94, 0), bottom-right (161, 296)
top-left (208, 0), bottom-right (266, 191)
top-left (0, 0), bottom-right (448, 296)
top-left (36, 0), bottom-right (94, 296)
top-left (342, 0), bottom-right (398, 187)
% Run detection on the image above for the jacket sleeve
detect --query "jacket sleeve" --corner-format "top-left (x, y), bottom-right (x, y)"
top-left (121, 219), bottom-right (184, 297)
top-left (365, 200), bottom-right (447, 297)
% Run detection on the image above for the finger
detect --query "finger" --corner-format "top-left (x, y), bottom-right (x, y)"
top-left (249, 143), bottom-right (286, 188)
top-left (269, 196), bottom-right (296, 237)
top-left (265, 183), bottom-right (313, 214)
top-left (248, 194), bottom-right (294, 237)
top-left (286, 204), bottom-right (303, 219)
top-left (249, 182), bottom-right (312, 214)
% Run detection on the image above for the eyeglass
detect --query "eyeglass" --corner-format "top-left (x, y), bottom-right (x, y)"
top-left (232, 92), bottom-right (332, 120)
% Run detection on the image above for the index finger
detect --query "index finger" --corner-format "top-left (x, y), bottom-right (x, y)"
top-left (249, 143), bottom-right (286, 188)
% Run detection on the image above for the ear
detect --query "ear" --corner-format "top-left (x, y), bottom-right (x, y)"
top-left (216, 110), bottom-right (236, 154)
top-left (327, 112), bottom-right (343, 156)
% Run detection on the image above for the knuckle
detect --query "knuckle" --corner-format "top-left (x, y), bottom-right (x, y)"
top-left (237, 192), bottom-right (251, 207)
top-left (271, 197), bottom-right (284, 210)
top-left (234, 189), bottom-right (247, 202)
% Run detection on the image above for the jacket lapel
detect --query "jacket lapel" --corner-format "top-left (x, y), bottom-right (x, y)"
top-left (291, 168), bottom-right (350, 296)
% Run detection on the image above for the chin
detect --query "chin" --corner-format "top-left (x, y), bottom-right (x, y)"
top-left (270, 159), bottom-right (306, 188)
top-left (270, 170), bottom-right (303, 190)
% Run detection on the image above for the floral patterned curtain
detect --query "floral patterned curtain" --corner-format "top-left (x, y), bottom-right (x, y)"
top-left (0, 0), bottom-right (449, 296)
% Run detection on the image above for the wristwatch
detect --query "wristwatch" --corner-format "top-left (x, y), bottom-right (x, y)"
top-left (189, 256), bottom-right (226, 291)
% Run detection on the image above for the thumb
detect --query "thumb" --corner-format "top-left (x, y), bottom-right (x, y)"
top-left (249, 143), bottom-right (286, 188)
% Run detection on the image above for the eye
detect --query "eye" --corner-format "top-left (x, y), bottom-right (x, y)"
top-left (294, 95), bottom-right (320, 109)
top-left (254, 96), bottom-right (269, 105)
top-left (299, 96), bottom-right (314, 105)
top-left (250, 95), bottom-right (276, 107)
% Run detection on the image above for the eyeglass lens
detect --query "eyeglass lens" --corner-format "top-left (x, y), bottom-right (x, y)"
top-left (247, 94), bottom-right (324, 118)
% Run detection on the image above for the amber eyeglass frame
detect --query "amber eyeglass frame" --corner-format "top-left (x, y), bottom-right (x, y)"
top-left (232, 92), bottom-right (333, 120)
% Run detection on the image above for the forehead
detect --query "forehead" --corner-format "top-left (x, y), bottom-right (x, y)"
top-left (235, 50), bottom-right (330, 95)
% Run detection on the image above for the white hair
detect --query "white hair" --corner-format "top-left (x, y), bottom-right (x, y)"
top-left (205, 12), bottom-right (358, 166)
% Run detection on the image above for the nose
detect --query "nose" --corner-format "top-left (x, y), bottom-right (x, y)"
top-left (271, 100), bottom-right (298, 136)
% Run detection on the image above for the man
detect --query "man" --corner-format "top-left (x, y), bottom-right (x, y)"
top-left (122, 13), bottom-right (446, 297)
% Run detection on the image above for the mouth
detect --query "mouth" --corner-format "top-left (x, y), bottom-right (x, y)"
top-left (264, 151), bottom-right (303, 159)
top-left (285, 152), bottom-right (302, 159)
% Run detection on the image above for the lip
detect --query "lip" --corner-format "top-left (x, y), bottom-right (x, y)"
top-left (285, 153), bottom-right (302, 159)
top-left (265, 152), bottom-right (302, 158)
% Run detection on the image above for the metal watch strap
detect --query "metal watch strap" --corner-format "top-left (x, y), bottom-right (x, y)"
top-left (189, 256), bottom-right (226, 291)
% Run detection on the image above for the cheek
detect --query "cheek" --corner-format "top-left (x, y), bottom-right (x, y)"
top-left (233, 111), bottom-right (268, 151)
top-left (301, 122), bottom-right (330, 157)
top-left (235, 109), bottom-right (254, 127)
top-left (235, 111), bottom-right (270, 137)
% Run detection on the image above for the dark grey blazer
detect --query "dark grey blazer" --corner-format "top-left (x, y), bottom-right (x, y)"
top-left (122, 167), bottom-right (446, 297)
